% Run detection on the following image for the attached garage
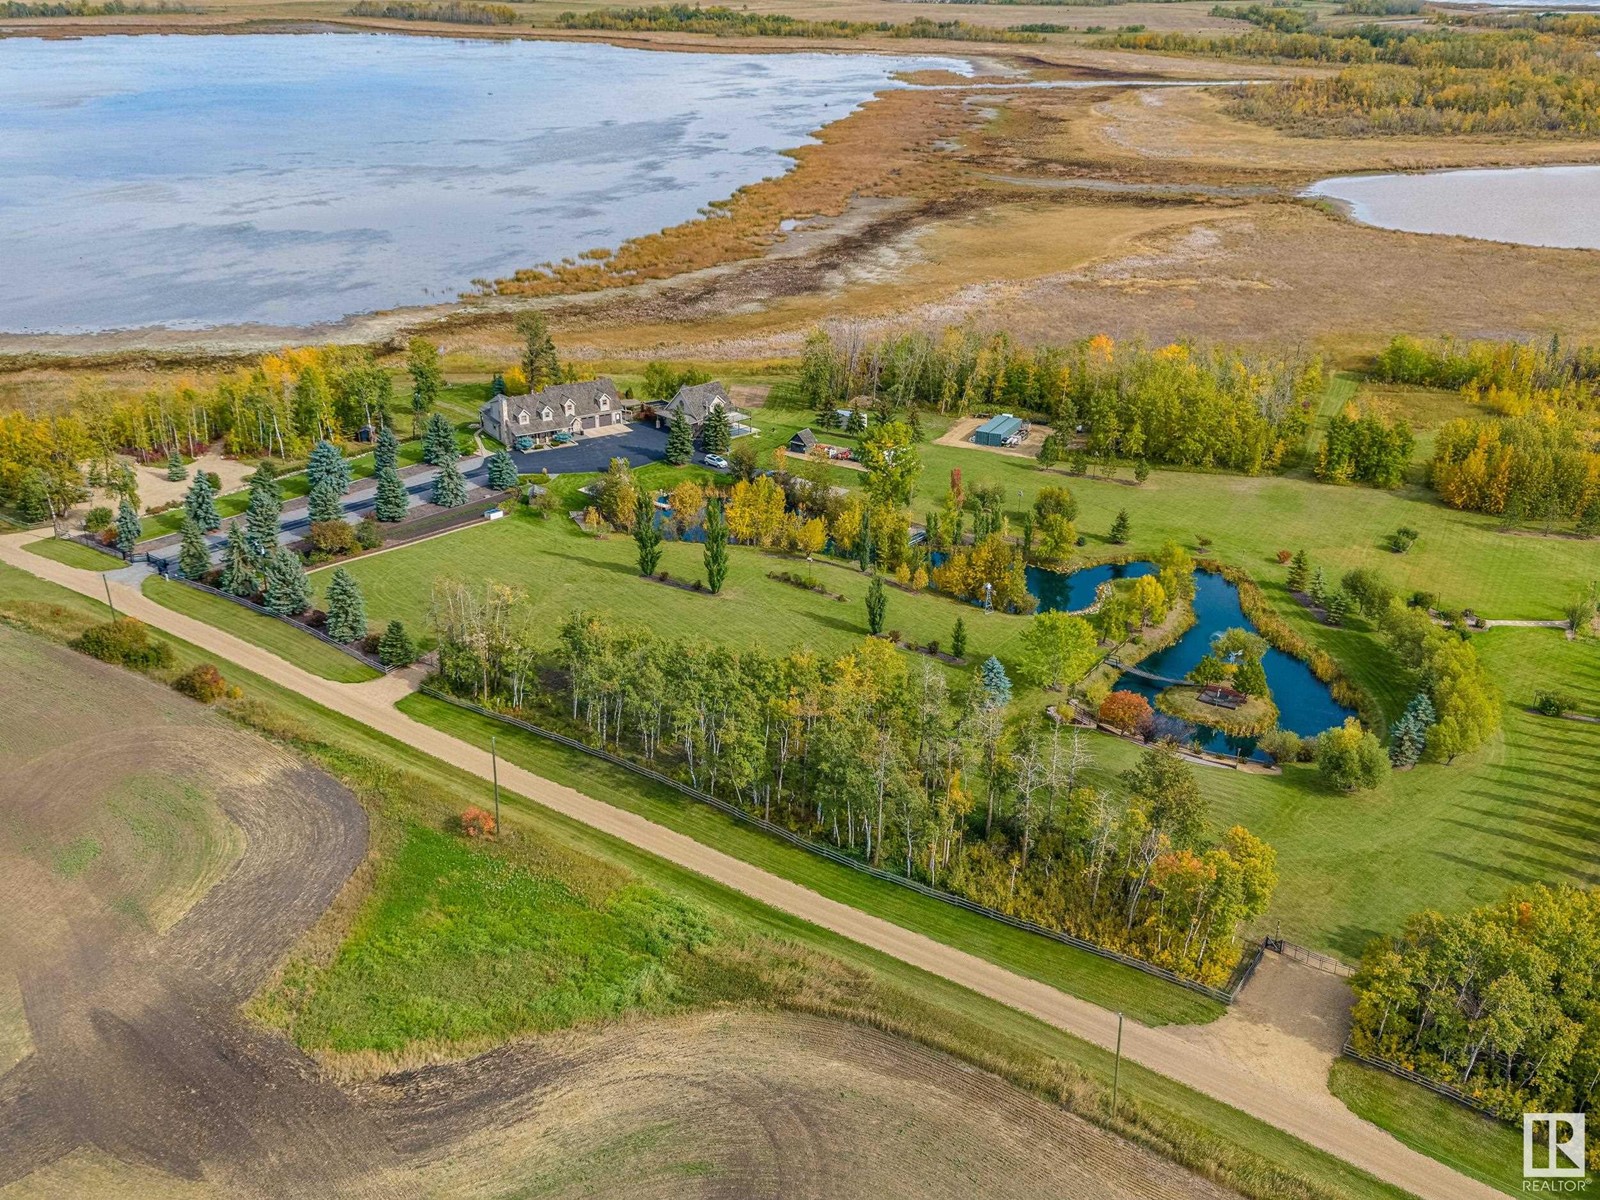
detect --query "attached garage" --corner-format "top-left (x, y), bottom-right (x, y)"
top-left (974, 413), bottom-right (1023, 446)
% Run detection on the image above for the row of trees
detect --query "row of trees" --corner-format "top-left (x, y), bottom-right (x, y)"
top-left (1430, 415), bottom-right (1599, 531)
top-left (1314, 406), bottom-right (1415, 489)
top-left (427, 589), bottom-right (1276, 985)
top-left (796, 327), bottom-right (1322, 476)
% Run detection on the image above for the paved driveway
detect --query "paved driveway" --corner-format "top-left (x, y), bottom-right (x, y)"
top-left (508, 422), bottom-right (668, 475)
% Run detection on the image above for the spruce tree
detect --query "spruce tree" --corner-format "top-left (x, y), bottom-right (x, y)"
top-left (978, 656), bottom-right (1012, 709)
top-left (306, 439), bottom-right (351, 495)
top-left (245, 470), bottom-right (282, 557)
top-left (1109, 509), bottom-right (1130, 545)
top-left (177, 516), bottom-right (211, 580)
top-left (702, 405), bottom-right (732, 456)
top-left (374, 423), bottom-right (399, 474)
top-left (261, 547), bottom-right (310, 616)
top-left (665, 408), bottom-right (694, 465)
top-left (184, 472), bottom-right (221, 531)
top-left (323, 567), bottom-right (368, 643)
top-left (951, 616), bottom-right (967, 660)
top-left (422, 412), bottom-right (457, 466)
top-left (378, 619), bottom-right (416, 667)
top-left (308, 479), bottom-right (343, 524)
top-left (846, 404), bottom-right (866, 434)
top-left (374, 466), bottom-right (409, 522)
top-left (431, 457), bottom-right (469, 508)
top-left (516, 312), bottom-right (560, 392)
top-left (114, 498), bottom-right (142, 556)
top-left (166, 450), bottom-right (187, 482)
top-left (219, 524), bottom-right (258, 596)
top-left (634, 488), bottom-right (663, 576)
top-left (1286, 549), bottom-right (1309, 593)
top-left (866, 574), bottom-right (887, 635)
top-left (486, 449), bottom-right (519, 491)
top-left (703, 497), bottom-right (728, 594)
top-left (1310, 566), bottom-right (1328, 604)
top-left (1323, 590), bottom-right (1349, 626)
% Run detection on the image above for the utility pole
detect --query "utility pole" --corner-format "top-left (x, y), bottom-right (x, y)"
top-left (1110, 1011), bottom-right (1124, 1117)
top-left (103, 575), bottom-right (116, 620)
top-left (490, 735), bottom-right (501, 835)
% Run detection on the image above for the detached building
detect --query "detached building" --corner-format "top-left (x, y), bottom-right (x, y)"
top-left (973, 413), bottom-right (1024, 447)
top-left (481, 378), bottom-right (628, 450)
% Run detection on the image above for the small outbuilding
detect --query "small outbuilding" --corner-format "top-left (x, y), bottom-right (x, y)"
top-left (788, 428), bottom-right (818, 455)
top-left (1198, 683), bottom-right (1247, 710)
top-left (974, 413), bottom-right (1023, 446)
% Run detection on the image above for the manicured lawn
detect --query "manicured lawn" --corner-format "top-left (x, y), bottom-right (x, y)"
top-left (319, 502), bottom-right (1030, 666)
top-left (141, 577), bottom-right (380, 683)
top-left (24, 538), bottom-right (122, 572)
top-left (397, 690), bottom-right (1224, 1027)
top-left (1328, 1060), bottom-right (1525, 1196)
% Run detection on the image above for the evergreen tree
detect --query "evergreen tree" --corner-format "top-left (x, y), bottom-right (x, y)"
top-left (846, 404), bottom-right (867, 434)
top-left (491, 372), bottom-right (506, 396)
top-left (166, 450), bottom-right (187, 482)
top-left (114, 498), bottom-right (141, 556)
top-left (184, 472), bottom-right (221, 531)
top-left (1309, 566), bottom-right (1328, 604)
top-left (866, 574), bottom-right (887, 635)
top-left (431, 457), bottom-right (469, 507)
top-left (703, 497), bottom-right (728, 594)
top-left (814, 399), bottom-right (836, 430)
top-left (15, 469), bottom-right (50, 523)
top-left (306, 440), bottom-right (351, 495)
top-left (486, 449), bottom-right (519, 490)
top-left (378, 619), bottom-right (416, 667)
top-left (177, 516), bottom-right (210, 580)
top-left (245, 469), bottom-right (282, 557)
top-left (1286, 549), bottom-right (1310, 593)
top-left (702, 405), bottom-right (732, 456)
top-left (219, 524), bottom-right (258, 596)
top-left (634, 488), bottom-right (663, 576)
top-left (1109, 509), bottom-right (1130, 545)
top-left (1389, 691), bottom-right (1437, 767)
top-left (407, 337), bottom-right (443, 434)
top-left (308, 479), bottom-right (343, 524)
top-left (978, 656), bottom-right (1013, 709)
top-left (260, 547), bottom-right (310, 616)
top-left (1323, 590), bottom-right (1350, 626)
top-left (422, 412), bottom-right (457, 466)
top-left (323, 567), bottom-right (368, 643)
top-left (951, 615), bottom-right (967, 660)
top-left (665, 408), bottom-right (694, 465)
top-left (374, 423), bottom-right (399, 474)
top-left (374, 466), bottom-right (409, 522)
top-left (516, 312), bottom-right (560, 392)
top-left (1133, 459), bottom-right (1150, 484)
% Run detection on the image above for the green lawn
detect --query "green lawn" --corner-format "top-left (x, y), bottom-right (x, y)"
top-left (24, 537), bottom-right (122, 572)
top-left (398, 690), bottom-right (1223, 1027)
top-left (0, 561), bottom-right (1415, 1200)
top-left (317, 501), bottom-right (1029, 665)
top-left (141, 577), bottom-right (380, 683)
top-left (1328, 1060), bottom-right (1526, 1196)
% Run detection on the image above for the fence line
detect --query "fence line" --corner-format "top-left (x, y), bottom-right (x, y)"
top-left (166, 575), bottom-right (392, 673)
top-left (1340, 1042), bottom-right (1511, 1125)
top-left (1266, 938), bottom-right (1356, 978)
top-left (418, 685), bottom-right (1256, 1005)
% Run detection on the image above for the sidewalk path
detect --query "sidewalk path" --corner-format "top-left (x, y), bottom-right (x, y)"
top-left (0, 531), bottom-right (1501, 1200)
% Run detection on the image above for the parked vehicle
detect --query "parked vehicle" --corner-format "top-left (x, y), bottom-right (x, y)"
top-left (704, 453), bottom-right (730, 471)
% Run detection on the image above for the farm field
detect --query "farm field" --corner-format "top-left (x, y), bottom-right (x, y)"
top-left (0, 564), bottom-right (1415, 1200)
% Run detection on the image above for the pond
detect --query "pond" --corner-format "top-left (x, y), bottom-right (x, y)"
top-left (1306, 166), bottom-right (1600, 252)
top-left (0, 33), bottom-right (961, 333)
top-left (1035, 562), bottom-right (1354, 756)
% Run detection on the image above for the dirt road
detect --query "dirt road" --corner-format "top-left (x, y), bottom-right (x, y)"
top-left (0, 533), bottom-right (1501, 1200)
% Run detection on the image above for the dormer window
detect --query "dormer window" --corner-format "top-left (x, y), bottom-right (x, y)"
top-left (517, 411), bottom-right (529, 426)
top-left (599, 396), bottom-right (610, 411)
top-left (563, 400), bottom-right (575, 417)
top-left (541, 407), bottom-right (552, 421)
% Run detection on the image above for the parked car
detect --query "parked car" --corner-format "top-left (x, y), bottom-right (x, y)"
top-left (704, 453), bottom-right (730, 471)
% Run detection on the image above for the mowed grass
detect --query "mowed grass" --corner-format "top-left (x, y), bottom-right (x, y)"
top-left (320, 501), bottom-right (1030, 666)
top-left (142, 577), bottom-right (380, 683)
top-left (399, 690), bottom-right (1224, 1027)
top-left (271, 823), bottom-right (715, 1053)
top-left (24, 537), bottom-right (123, 572)
top-left (0, 564), bottom-right (1417, 1200)
top-left (1328, 1060), bottom-right (1524, 1197)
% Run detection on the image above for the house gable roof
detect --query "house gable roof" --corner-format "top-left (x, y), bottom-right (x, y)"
top-left (482, 377), bottom-right (621, 436)
top-left (662, 381), bottom-right (729, 423)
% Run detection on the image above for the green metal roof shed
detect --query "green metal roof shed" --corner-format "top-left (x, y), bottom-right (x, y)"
top-left (974, 413), bottom-right (1023, 446)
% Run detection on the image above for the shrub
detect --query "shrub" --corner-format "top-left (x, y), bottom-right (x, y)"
top-left (459, 806), bottom-right (496, 838)
top-left (1257, 728), bottom-right (1308, 764)
top-left (308, 520), bottom-right (358, 557)
top-left (172, 663), bottom-right (231, 704)
top-left (70, 618), bottom-right (174, 671)
top-left (1098, 689), bottom-right (1153, 735)
top-left (355, 515), bottom-right (384, 550)
top-left (84, 506), bottom-right (114, 534)
top-left (1275, 549), bottom-right (1293, 564)
top-left (1534, 689), bottom-right (1578, 717)
top-left (1316, 719), bottom-right (1389, 792)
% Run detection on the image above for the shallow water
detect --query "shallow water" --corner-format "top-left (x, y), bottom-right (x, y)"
top-left (0, 33), bottom-right (959, 333)
top-left (1306, 165), bottom-right (1600, 251)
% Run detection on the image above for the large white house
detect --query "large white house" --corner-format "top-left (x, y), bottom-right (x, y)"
top-left (481, 379), bottom-right (630, 449)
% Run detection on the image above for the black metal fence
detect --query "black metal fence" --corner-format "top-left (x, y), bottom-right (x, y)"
top-left (166, 575), bottom-right (392, 673)
top-left (418, 685), bottom-right (1259, 1005)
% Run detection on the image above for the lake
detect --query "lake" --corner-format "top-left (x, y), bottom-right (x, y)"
top-left (1306, 165), bottom-right (1600, 251)
top-left (0, 33), bottom-right (959, 333)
